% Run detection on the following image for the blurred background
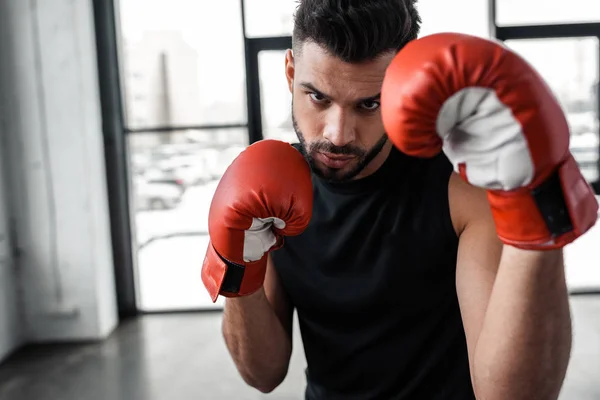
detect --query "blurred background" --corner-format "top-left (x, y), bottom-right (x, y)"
top-left (0, 0), bottom-right (598, 399)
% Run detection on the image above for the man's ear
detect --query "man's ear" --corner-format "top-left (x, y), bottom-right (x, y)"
top-left (285, 49), bottom-right (294, 94)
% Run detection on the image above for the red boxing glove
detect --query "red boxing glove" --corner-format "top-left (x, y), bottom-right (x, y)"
top-left (381, 32), bottom-right (598, 250)
top-left (201, 140), bottom-right (313, 302)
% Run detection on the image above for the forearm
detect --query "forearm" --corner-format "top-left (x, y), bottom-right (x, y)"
top-left (473, 246), bottom-right (572, 399)
top-left (222, 288), bottom-right (292, 392)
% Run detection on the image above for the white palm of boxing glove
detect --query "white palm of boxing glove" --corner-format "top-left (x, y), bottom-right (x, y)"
top-left (437, 87), bottom-right (535, 191)
top-left (243, 217), bottom-right (286, 262)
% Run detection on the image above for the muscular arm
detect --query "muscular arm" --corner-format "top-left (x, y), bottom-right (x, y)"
top-left (222, 255), bottom-right (294, 393)
top-left (451, 174), bottom-right (572, 400)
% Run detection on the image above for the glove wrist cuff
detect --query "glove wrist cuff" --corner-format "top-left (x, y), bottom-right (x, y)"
top-left (487, 155), bottom-right (598, 250)
top-left (201, 241), bottom-right (267, 302)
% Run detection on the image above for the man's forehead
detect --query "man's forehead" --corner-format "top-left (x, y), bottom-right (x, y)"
top-left (295, 42), bottom-right (394, 99)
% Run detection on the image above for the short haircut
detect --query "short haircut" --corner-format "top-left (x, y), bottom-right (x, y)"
top-left (292, 0), bottom-right (421, 63)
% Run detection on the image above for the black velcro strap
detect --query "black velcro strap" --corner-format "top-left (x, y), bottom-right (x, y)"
top-left (219, 255), bottom-right (246, 294)
top-left (531, 169), bottom-right (573, 236)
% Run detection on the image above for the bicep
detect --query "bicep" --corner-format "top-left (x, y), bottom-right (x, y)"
top-left (451, 175), bottom-right (503, 372)
top-left (264, 254), bottom-right (294, 338)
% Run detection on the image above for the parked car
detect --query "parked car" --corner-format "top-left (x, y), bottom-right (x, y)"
top-left (132, 177), bottom-right (183, 211)
top-left (142, 152), bottom-right (213, 189)
top-left (143, 167), bottom-right (187, 191)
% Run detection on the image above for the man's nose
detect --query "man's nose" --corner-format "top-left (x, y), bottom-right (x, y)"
top-left (322, 107), bottom-right (356, 147)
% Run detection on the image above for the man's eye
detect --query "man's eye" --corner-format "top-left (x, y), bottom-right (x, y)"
top-left (360, 100), bottom-right (380, 111)
top-left (309, 92), bottom-right (327, 103)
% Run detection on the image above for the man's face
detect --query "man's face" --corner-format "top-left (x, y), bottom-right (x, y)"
top-left (285, 42), bottom-right (395, 182)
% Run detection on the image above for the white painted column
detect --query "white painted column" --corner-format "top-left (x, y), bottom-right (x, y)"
top-left (0, 97), bottom-right (23, 361)
top-left (0, 0), bottom-right (118, 342)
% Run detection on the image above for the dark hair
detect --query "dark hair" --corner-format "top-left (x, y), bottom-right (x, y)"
top-left (292, 0), bottom-right (421, 63)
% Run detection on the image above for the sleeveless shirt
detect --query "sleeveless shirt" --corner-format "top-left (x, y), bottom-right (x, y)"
top-left (271, 144), bottom-right (475, 399)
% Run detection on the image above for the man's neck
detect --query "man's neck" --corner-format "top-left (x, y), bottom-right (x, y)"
top-left (353, 141), bottom-right (394, 180)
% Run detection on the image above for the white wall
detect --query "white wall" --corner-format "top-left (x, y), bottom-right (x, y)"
top-left (0, 0), bottom-right (118, 343)
top-left (0, 108), bottom-right (23, 362)
top-left (0, 259), bottom-right (21, 362)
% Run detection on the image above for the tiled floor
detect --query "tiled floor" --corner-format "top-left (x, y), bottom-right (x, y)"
top-left (0, 296), bottom-right (599, 400)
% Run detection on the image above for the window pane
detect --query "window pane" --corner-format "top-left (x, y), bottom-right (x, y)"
top-left (497, 0), bottom-right (600, 26)
top-left (258, 50), bottom-right (296, 143)
top-left (505, 37), bottom-right (600, 292)
top-left (128, 128), bottom-right (248, 311)
top-left (119, 0), bottom-right (247, 129)
top-left (243, 0), bottom-right (296, 38)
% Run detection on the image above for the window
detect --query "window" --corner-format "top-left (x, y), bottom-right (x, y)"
top-left (127, 128), bottom-right (247, 311)
top-left (496, 0), bottom-right (600, 26)
top-left (119, 0), bottom-right (247, 129)
top-left (118, 0), bottom-right (251, 311)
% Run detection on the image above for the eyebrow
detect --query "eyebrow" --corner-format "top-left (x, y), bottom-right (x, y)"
top-left (299, 82), bottom-right (381, 103)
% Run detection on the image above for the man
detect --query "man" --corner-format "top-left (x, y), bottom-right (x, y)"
top-left (201, 1), bottom-right (599, 399)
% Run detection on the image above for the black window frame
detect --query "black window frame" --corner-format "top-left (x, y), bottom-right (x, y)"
top-left (92, 0), bottom-right (295, 317)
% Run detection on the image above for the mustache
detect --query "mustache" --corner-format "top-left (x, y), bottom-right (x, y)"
top-left (309, 141), bottom-right (366, 157)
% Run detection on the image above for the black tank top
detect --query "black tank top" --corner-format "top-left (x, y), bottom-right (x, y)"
top-left (271, 144), bottom-right (475, 400)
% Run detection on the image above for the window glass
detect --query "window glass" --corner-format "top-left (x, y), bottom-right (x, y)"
top-left (119, 0), bottom-right (247, 129)
top-left (128, 128), bottom-right (247, 310)
top-left (497, 0), bottom-right (600, 26)
top-left (258, 50), bottom-right (296, 143)
top-left (243, 0), bottom-right (296, 38)
top-left (418, 0), bottom-right (490, 38)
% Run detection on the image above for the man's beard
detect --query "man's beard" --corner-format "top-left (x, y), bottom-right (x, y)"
top-left (292, 112), bottom-right (388, 182)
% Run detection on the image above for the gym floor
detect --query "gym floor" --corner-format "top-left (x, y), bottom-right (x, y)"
top-left (0, 296), bottom-right (598, 400)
